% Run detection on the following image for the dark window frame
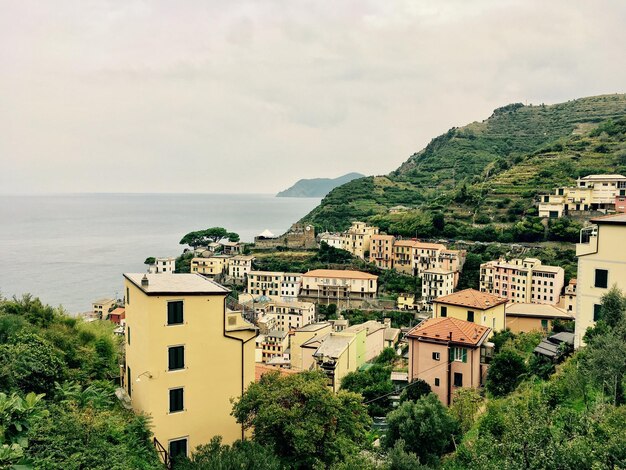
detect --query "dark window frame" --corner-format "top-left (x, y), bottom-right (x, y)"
top-left (167, 301), bottom-right (184, 325)
top-left (169, 387), bottom-right (184, 413)
top-left (594, 269), bottom-right (608, 289)
top-left (453, 372), bottom-right (463, 387)
top-left (440, 306), bottom-right (448, 317)
top-left (168, 345), bottom-right (185, 371)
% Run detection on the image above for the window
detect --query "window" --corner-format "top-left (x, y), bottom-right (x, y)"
top-left (168, 301), bottom-right (184, 325)
top-left (467, 310), bottom-right (474, 322)
top-left (440, 306), bottom-right (447, 317)
top-left (432, 352), bottom-right (440, 361)
top-left (594, 269), bottom-right (608, 289)
top-left (593, 304), bottom-right (602, 322)
top-left (169, 388), bottom-right (184, 413)
top-left (453, 372), bottom-right (463, 387)
top-left (434, 378), bottom-right (440, 387)
top-left (541, 319), bottom-right (548, 330)
top-left (126, 287), bottom-right (130, 305)
top-left (168, 346), bottom-right (185, 371)
top-left (169, 438), bottom-right (188, 462)
top-left (127, 326), bottom-right (131, 345)
top-left (452, 347), bottom-right (467, 363)
top-left (127, 367), bottom-right (131, 398)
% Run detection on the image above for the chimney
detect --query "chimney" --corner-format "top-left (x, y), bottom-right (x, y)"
top-left (141, 274), bottom-right (149, 287)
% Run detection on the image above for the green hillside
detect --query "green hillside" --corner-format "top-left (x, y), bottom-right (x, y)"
top-left (302, 94), bottom-right (626, 241)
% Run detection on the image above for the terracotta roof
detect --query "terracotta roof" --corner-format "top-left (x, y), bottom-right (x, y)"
top-left (303, 269), bottom-right (377, 280)
top-left (254, 364), bottom-right (298, 382)
top-left (394, 240), bottom-right (418, 247)
top-left (434, 288), bottom-right (508, 310)
top-left (406, 317), bottom-right (491, 346)
top-left (109, 307), bottom-right (125, 316)
top-left (412, 242), bottom-right (446, 250)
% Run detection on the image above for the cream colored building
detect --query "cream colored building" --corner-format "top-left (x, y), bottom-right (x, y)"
top-left (422, 268), bottom-right (455, 305)
top-left (255, 300), bottom-right (316, 332)
top-left (369, 234), bottom-right (395, 269)
top-left (505, 303), bottom-right (574, 334)
top-left (407, 317), bottom-right (492, 406)
top-left (122, 273), bottom-right (256, 463)
top-left (228, 255), bottom-right (255, 280)
top-left (291, 323), bottom-right (333, 372)
top-left (190, 256), bottom-right (230, 278)
top-left (433, 289), bottom-right (508, 335)
top-left (343, 320), bottom-right (386, 363)
top-left (247, 271), bottom-right (302, 301)
top-left (300, 269), bottom-right (378, 304)
top-left (340, 221), bottom-right (379, 259)
top-left (260, 330), bottom-right (289, 364)
top-left (559, 279), bottom-right (577, 315)
top-left (479, 258), bottom-right (564, 305)
top-left (149, 257), bottom-right (176, 274)
top-left (391, 239), bottom-right (465, 284)
top-left (575, 214), bottom-right (626, 347)
top-left (538, 174), bottom-right (626, 218)
top-left (93, 297), bottom-right (116, 319)
top-left (312, 330), bottom-right (365, 391)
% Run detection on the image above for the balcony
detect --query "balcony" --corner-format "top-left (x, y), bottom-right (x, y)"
top-left (576, 225), bottom-right (598, 256)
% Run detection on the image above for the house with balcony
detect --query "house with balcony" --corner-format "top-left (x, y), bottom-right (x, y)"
top-left (575, 214), bottom-right (626, 347)
top-left (299, 269), bottom-right (378, 307)
top-left (369, 234), bottom-right (396, 269)
top-left (422, 268), bottom-right (455, 307)
top-left (538, 174), bottom-right (626, 218)
top-left (339, 221), bottom-right (379, 259)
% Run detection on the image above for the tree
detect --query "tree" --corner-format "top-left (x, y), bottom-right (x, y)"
top-left (0, 392), bottom-right (47, 468)
top-left (232, 371), bottom-right (371, 468)
top-left (0, 332), bottom-right (67, 394)
top-left (375, 348), bottom-right (397, 365)
top-left (398, 379), bottom-right (431, 403)
top-left (341, 364), bottom-right (394, 417)
top-left (598, 285), bottom-right (626, 328)
top-left (485, 350), bottom-right (528, 397)
top-left (143, 257), bottom-right (155, 265)
top-left (177, 436), bottom-right (284, 470)
top-left (383, 394), bottom-right (459, 467)
top-left (450, 388), bottom-right (483, 434)
top-left (179, 227), bottom-right (239, 248)
top-left (580, 331), bottom-right (626, 405)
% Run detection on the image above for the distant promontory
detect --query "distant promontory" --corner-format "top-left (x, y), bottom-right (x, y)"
top-left (277, 172), bottom-right (365, 198)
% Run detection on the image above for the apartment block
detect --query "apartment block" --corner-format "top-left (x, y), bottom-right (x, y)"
top-left (255, 300), bottom-right (316, 332)
top-left (228, 255), bottom-right (255, 280)
top-left (149, 257), bottom-right (176, 274)
top-left (391, 239), bottom-right (465, 284)
top-left (479, 258), bottom-right (564, 305)
top-left (190, 256), bottom-right (229, 278)
top-left (247, 271), bottom-right (302, 301)
top-left (300, 269), bottom-right (378, 304)
top-left (122, 273), bottom-right (256, 464)
top-left (260, 330), bottom-right (289, 364)
top-left (422, 268), bottom-right (455, 305)
top-left (407, 317), bottom-right (492, 406)
top-left (369, 234), bottom-right (395, 269)
top-left (538, 174), bottom-right (626, 218)
top-left (340, 221), bottom-right (379, 259)
top-left (559, 279), bottom-right (577, 315)
top-left (319, 233), bottom-right (343, 249)
top-left (575, 214), bottom-right (626, 347)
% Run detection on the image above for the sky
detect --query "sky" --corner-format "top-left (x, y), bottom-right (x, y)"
top-left (1, 0), bottom-right (625, 194)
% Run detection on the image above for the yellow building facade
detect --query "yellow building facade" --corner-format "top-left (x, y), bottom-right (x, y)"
top-left (123, 273), bottom-right (256, 464)
top-left (433, 289), bottom-right (508, 336)
top-left (575, 214), bottom-right (626, 347)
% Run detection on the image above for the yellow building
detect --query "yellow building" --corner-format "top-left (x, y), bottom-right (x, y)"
top-left (291, 322), bottom-right (333, 371)
top-left (340, 221), bottom-right (379, 259)
top-left (122, 273), bottom-right (256, 463)
top-left (397, 293), bottom-right (419, 310)
top-left (92, 297), bottom-right (115, 319)
top-left (505, 303), bottom-right (574, 334)
top-left (575, 214), bottom-right (626, 347)
top-left (312, 331), bottom-right (363, 391)
top-left (433, 289), bottom-right (508, 335)
top-left (190, 256), bottom-right (229, 278)
top-left (369, 234), bottom-right (395, 269)
top-left (300, 269), bottom-right (378, 305)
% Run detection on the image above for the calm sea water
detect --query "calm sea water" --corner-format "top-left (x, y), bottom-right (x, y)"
top-left (0, 194), bottom-right (321, 313)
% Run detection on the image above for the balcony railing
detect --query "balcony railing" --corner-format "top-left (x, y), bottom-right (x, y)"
top-left (154, 437), bottom-right (171, 469)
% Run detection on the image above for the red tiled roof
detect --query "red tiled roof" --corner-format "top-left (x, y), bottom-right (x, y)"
top-left (303, 269), bottom-right (377, 280)
top-left (434, 288), bottom-right (508, 310)
top-left (254, 364), bottom-right (298, 382)
top-left (406, 317), bottom-right (490, 346)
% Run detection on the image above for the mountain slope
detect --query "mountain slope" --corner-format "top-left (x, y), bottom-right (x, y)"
top-left (302, 94), bottom-right (626, 234)
top-left (277, 172), bottom-right (365, 198)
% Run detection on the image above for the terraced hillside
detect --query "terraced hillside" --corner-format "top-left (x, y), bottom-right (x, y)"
top-left (302, 94), bottom-right (626, 239)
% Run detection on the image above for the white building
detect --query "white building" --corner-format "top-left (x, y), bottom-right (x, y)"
top-left (319, 233), bottom-right (343, 249)
top-left (148, 257), bottom-right (176, 274)
top-left (228, 255), bottom-right (255, 280)
top-left (421, 268), bottom-right (455, 305)
top-left (248, 271), bottom-right (302, 301)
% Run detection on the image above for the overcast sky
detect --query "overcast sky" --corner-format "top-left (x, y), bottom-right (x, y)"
top-left (1, 0), bottom-right (625, 194)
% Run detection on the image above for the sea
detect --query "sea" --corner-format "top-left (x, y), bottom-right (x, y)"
top-left (0, 193), bottom-right (321, 313)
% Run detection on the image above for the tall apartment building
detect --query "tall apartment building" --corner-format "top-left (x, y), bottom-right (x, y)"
top-left (255, 300), bottom-right (316, 331)
top-left (479, 258), bottom-right (565, 305)
top-left (122, 273), bottom-right (256, 464)
top-left (538, 174), bottom-right (626, 218)
top-left (575, 214), bottom-right (626, 347)
top-left (340, 221), bottom-right (379, 259)
top-left (228, 255), bottom-right (255, 280)
top-left (247, 271), bottom-right (302, 301)
top-left (391, 240), bottom-right (466, 284)
top-left (300, 269), bottom-right (378, 304)
top-left (422, 268), bottom-right (455, 304)
top-left (369, 234), bottom-right (396, 269)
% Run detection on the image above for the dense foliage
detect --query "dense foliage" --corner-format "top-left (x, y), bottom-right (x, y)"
top-left (0, 295), bottom-right (160, 468)
top-left (179, 227), bottom-right (240, 247)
